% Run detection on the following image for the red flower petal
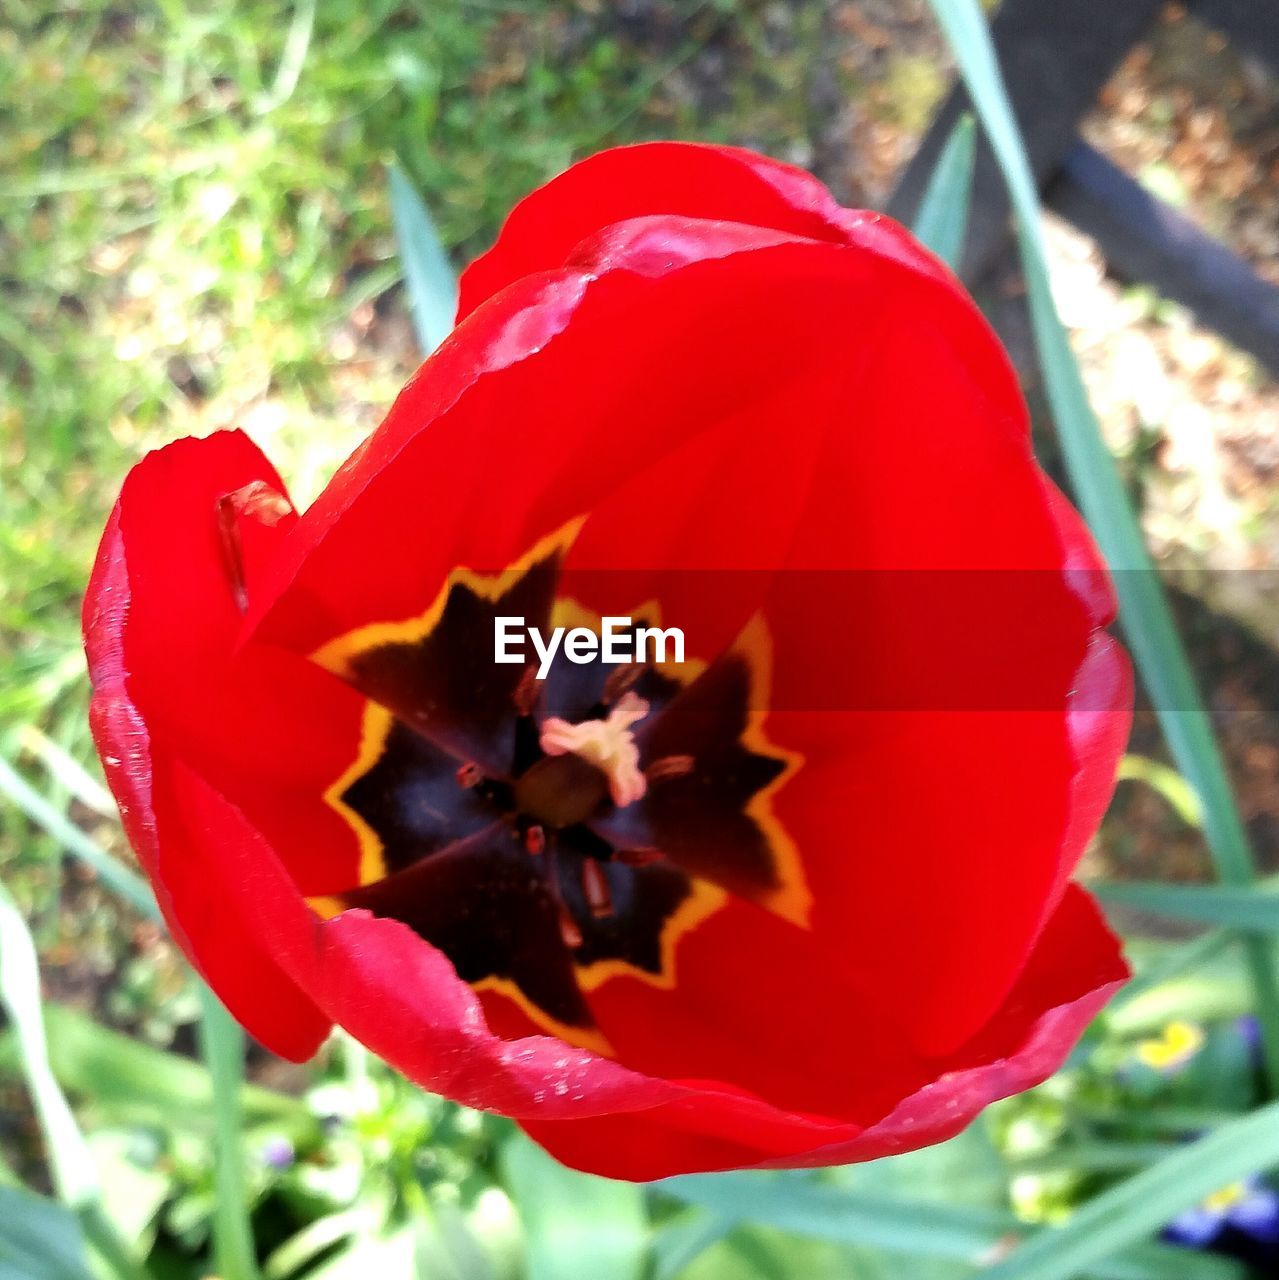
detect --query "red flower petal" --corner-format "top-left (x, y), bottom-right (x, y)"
top-left (457, 140), bottom-right (952, 321)
top-left (93, 695), bottom-right (331, 1060)
top-left (83, 431), bottom-right (374, 1056)
top-left (520, 885), bottom-right (1127, 1180)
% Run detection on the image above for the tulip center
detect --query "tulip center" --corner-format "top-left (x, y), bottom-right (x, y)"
top-left (313, 535), bottom-right (810, 1044)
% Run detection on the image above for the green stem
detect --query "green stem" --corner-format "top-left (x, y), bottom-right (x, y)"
top-left (197, 982), bottom-right (261, 1280)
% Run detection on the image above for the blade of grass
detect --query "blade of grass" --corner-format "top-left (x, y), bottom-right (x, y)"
top-left (922, 0), bottom-right (1279, 1094)
top-left (979, 1100), bottom-right (1279, 1280)
top-left (197, 982), bottom-right (261, 1280)
top-left (1008, 1142), bottom-right (1177, 1176)
top-left (0, 881), bottom-right (96, 1208)
top-left (257, 0), bottom-right (317, 113)
top-left (1106, 927), bottom-right (1238, 1011)
top-left (262, 1208), bottom-right (371, 1280)
top-left (911, 114), bottom-right (976, 268)
top-left (650, 1210), bottom-right (734, 1280)
top-left (0, 756), bottom-right (157, 922)
top-left (0, 883), bottom-right (152, 1280)
top-left (1117, 754), bottom-right (1203, 827)
top-left (1096, 882), bottom-right (1279, 933)
top-left (17, 727), bottom-right (115, 818)
top-left (389, 164), bottom-right (458, 357)
top-left (0, 1003), bottom-right (317, 1142)
top-left (658, 1175), bottom-right (1242, 1279)
top-left (660, 1177), bottom-right (1008, 1262)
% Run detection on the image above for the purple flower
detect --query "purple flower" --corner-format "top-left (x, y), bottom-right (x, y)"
top-left (260, 1136), bottom-right (295, 1172)
top-left (1166, 1177), bottom-right (1279, 1250)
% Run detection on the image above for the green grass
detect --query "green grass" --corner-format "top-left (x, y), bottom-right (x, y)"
top-left (0, 0), bottom-right (819, 945)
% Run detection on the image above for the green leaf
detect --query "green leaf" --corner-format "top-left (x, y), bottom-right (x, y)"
top-left (682, 1225), bottom-right (873, 1280)
top-left (0, 1184), bottom-right (94, 1280)
top-left (911, 114), bottom-right (976, 268)
top-left (262, 1209), bottom-right (367, 1280)
top-left (0, 756), bottom-right (157, 922)
top-left (979, 1100), bottom-right (1279, 1280)
top-left (389, 164), bottom-right (458, 356)
top-left (18, 725), bottom-right (115, 818)
top-left (306, 1226), bottom-right (418, 1280)
top-left (0, 881), bottom-right (96, 1208)
top-left (87, 1130), bottom-right (174, 1250)
top-left (502, 1133), bottom-right (646, 1280)
top-left (659, 1171), bottom-right (1242, 1280)
top-left (660, 1174), bottom-right (1009, 1262)
top-left (1096, 881), bottom-right (1279, 933)
top-left (921, 0), bottom-right (1279, 1092)
top-left (197, 983), bottom-right (261, 1280)
top-left (651, 1210), bottom-right (734, 1280)
top-left (663, 1127), bottom-right (1007, 1280)
top-left (0, 888), bottom-right (151, 1280)
top-left (0, 1003), bottom-right (315, 1140)
top-left (1106, 929), bottom-right (1237, 1013)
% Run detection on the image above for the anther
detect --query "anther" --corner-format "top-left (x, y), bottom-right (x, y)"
top-left (580, 858), bottom-right (614, 918)
top-left (514, 665), bottom-right (539, 717)
top-left (646, 754), bottom-right (695, 783)
top-left (456, 762), bottom-right (482, 789)
top-left (545, 858), bottom-right (582, 948)
top-left (556, 905), bottom-right (583, 950)
top-left (615, 847), bottom-right (666, 868)
top-left (524, 824), bottom-right (546, 856)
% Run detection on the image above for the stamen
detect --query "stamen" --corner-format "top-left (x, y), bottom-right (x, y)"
top-left (539, 691), bottom-right (650, 808)
top-left (513, 665), bottom-right (539, 717)
top-left (615, 847), bottom-right (666, 868)
top-left (557, 905), bottom-right (583, 949)
top-left (544, 856), bottom-right (582, 948)
top-left (524, 824), bottom-right (546, 856)
top-left (456, 762), bottom-right (483, 789)
top-left (580, 858), bottom-right (613, 918)
top-left (646, 754), bottom-right (695, 783)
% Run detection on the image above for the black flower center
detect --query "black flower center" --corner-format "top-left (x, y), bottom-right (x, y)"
top-left (311, 529), bottom-right (808, 1046)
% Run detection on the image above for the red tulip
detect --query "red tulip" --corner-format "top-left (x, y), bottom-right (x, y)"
top-left (84, 143), bottom-right (1131, 1180)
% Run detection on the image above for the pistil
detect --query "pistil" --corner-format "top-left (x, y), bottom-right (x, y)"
top-left (539, 691), bottom-right (650, 807)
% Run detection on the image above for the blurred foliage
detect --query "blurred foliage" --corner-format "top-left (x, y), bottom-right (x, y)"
top-left (5, 0), bottom-right (1279, 1278)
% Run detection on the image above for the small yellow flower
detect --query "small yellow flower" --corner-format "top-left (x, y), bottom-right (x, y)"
top-left (1135, 1020), bottom-right (1205, 1072)
top-left (1203, 1183), bottom-right (1249, 1214)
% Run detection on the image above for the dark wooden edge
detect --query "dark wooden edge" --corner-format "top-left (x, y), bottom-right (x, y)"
top-left (1045, 141), bottom-right (1279, 378)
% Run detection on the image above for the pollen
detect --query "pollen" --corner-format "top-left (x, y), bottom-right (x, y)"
top-left (539, 691), bottom-right (650, 808)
